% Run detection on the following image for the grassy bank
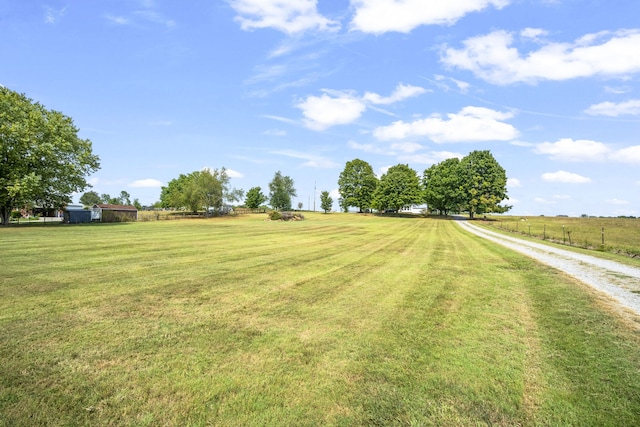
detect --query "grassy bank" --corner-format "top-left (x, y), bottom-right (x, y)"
top-left (1, 214), bottom-right (639, 426)
top-left (483, 215), bottom-right (640, 257)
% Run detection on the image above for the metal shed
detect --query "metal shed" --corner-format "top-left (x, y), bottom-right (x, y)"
top-left (63, 208), bottom-right (92, 224)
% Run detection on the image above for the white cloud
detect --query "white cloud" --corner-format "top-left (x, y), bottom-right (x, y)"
top-left (542, 170), bottom-right (591, 184)
top-left (606, 198), bottom-right (629, 205)
top-left (348, 140), bottom-right (396, 155)
top-left (297, 84), bottom-right (427, 131)
top-left (105, 14), bottom-right (130, 25)
top-left (296, 93), bottom-right (366, 130)
top-left (373, 106), bottom-right (519, 143)
top-left (398, 151), bottom-right (463, 165)
top-left (609, 145), bottom-right (640, 164)
top-left (129, 179), bottom-right (164, 188)
top-left (262, 114), bottom-right (298, 125)
top-left (390, 142), bottom-right (424, 153)
top-left (585, 99), bottom-right (640, 116)
top-left (363, 83), bottom-right (427, 105)
top-left (271, 150), bottom-right (339, 168)
top-left (229, 0), bottom-right (340, 34)
top-left (350, 0), bottom-right (510, 34)
top-left (441, 29), bottom-right (640, 85)
top-left (605, 85), bottom-right (631, 94)
top-left (433, 75), bottom-right (470, 93)
top-left (520, 27), bottom-right (548, 40)
top-left (534, 138), bottom-right (610, 162)
top-left (225, 169), bottom-right (244, 178)
top-left (507, 178), bottom-right (521, 188)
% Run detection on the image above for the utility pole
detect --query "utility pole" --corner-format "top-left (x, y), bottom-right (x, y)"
top-left (313, 181), bottom-right (316, 212)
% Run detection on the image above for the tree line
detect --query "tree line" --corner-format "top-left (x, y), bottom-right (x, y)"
top-left (2, 87), bottom-right (507, 223)
top-left (338, 151), bottom-right (510, 218)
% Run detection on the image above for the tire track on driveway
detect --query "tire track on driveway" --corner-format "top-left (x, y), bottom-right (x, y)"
top-left (455, 219), bottom-right (640, 316)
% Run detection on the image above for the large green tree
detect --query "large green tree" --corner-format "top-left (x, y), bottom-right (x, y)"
top-left (268, 171), bottom-right (296, 211)
top-left (372, 164), bottom-right (422, 212)
top-left (244, 186), bottom-right (267, 209)
top-left (79, 190), bottom-right (102, 207)
top-left (338, 159), bottom-right (378, 212)
top-left (0, 87), bottom-right (100, 225)
top-left (423, 157), bottom-right (464, 216)
top-left (160, 167), bottom-right (242, 213)
top-left (458, 150), bottom-right (510, 219)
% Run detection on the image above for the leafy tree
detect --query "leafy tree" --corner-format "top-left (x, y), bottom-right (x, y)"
top-left (320, 191), bottom-right (333, 213)
top-left (297, 202), bottom-right (303, 210)
top-left (423, 157), bottom-right (464, 215)
top-left (268, 171), bottom-right (296, 211)
top-left (99, 193), bottom-right (121, 204)
top-left (338, 159), bottom-right (378, 212)
top-left (372, 164), bottom-right (422, 212)
top-left (80, 190), bottom-right (102, 207)
top-left (458, 150), bottom-right (510, 219)
top-left (245, 186), bottom-right (267, 209)
top-left (160, 167), bottom-right (242, 213)
top-left (118, 190), bottom-right (131, 205)
top-left (0, 87), bottom-right (100, 225)
top-left (133, 198), bottom-right (143, 210)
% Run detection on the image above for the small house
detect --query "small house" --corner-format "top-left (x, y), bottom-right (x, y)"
top-left (400, 204), bottom-right (429, 215)
top-left (64, 204), bottom-right (92, 224)
top-left (92, 204), bottom-right (138, 222)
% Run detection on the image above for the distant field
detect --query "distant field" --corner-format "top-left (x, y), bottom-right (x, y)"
top-left (2, 213), bottom-right (640, 426)
top-left (482, 215), bottom-right (640, 256)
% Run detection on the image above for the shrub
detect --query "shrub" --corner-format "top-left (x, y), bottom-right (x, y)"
top-left (269, 211), bottom-right (282, 221)
top-left (268, 211), bottom-right (305, 221)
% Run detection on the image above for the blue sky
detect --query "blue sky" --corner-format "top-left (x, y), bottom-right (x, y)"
top-left (2, 0), bottom-right (639, 216)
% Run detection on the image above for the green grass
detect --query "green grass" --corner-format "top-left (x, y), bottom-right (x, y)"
top-left (1, 213), bottom-right (640, 426)
top-left (484, 215), bottom-right (640, 257)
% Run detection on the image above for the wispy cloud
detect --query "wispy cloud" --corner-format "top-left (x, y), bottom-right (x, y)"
top-left (104, 4), bottom-right (175, 28)
top-left (585, 99), bottom-right (640, 117)
top-left (541, 170), bottom-right (591, 184)
top-left (270, 150), bottom-right (339, 168)
top-left (264, 129), bottom-right (287, 137)
top-left (44, 5), bottom-right (68, 24)
top-left (229, 0), bottom-right (340, 34)
top-left (534, 138), bottom-right (610, 162)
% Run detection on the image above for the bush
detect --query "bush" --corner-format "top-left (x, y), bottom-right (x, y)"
top-left (269, 211), bottom-right (282, 221)
top-left (267, 211), bottom-right (305, 221)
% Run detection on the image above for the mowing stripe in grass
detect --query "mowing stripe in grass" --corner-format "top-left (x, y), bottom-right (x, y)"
top-left (1, 215), bottom-right (640, 426)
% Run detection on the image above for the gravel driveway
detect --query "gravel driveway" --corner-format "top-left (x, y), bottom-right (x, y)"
top-left (456, 219), bottom-right (640, 316)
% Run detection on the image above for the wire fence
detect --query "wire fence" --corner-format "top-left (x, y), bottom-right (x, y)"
top-left (486, 217), bottom-right (640, 257)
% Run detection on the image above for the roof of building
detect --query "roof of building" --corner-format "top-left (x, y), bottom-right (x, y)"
top-left (93, 204), bottom-right (138, 211)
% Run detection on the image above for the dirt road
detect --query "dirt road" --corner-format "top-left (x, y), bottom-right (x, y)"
top-left (456, 219), bottom-right (640, 316)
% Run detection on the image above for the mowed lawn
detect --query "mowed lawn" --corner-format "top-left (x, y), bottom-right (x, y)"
top-left (1, 214), bottom-right (640, 426)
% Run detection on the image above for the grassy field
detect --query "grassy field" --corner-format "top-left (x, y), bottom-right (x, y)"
top-left (1, 213), bottom-right (640, 426)
top-left (482, 215), bottom-right (640, 257)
